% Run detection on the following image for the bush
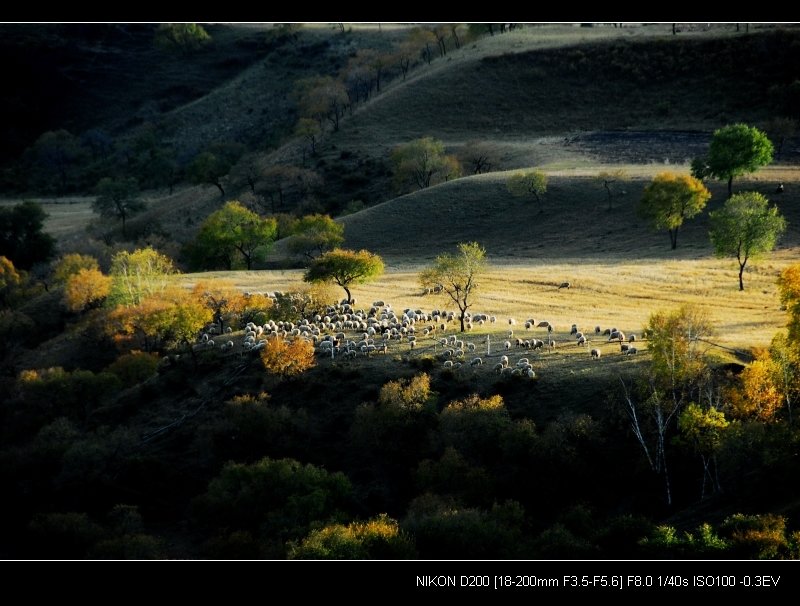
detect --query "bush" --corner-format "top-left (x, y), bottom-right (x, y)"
top-left (289, 514), bottom-right (416, 559)
top-left (260, 337), bottom-right (315, 378)
top-left (105, 351), bottom-right (160, 387)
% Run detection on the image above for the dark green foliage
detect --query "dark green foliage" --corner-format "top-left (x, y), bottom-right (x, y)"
top-left (0, 201), bottom-right (56, 269)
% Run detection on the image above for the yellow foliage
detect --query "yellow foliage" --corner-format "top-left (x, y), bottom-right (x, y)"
top-left (444, 393), bottom-right (505, 413)
top-left (778, 263), bottom-right (800, 344)
top-left (64, 268), bottom-right (112, 312)
top-left (259, 337), bottom-right (315, 378)
top-left (729, 351), bottom-right (784, 422)
top-left (378, 373), bottom-right (431, 411)
top-left (52, 254), bottom-right (99, 284)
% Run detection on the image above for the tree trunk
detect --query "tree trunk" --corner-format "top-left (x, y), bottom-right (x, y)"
top-left (344, 285), bottom-right (352, 304)
top-left (672, 23), bottom-right (676, 35)
top-left (669, 228), bottom-right (678, 249)
top-left (727, 175), bottom-right (733, 198)
top-left (121, 213), bottom-right (127, 237)
top-left (214, 181), bottom-right (225, 197)
top-left (738, 261), bottom-right (746, 291)
top-left (459, 310), bottom-right (466, 332)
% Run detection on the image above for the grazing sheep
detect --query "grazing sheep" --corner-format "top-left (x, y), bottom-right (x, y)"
top-left (548, 339), bottom-right (556, 349)
top-left (201, 333), bottom-right (209, 342)
top-left (526, 369), bottom-right (536, 379)
top-left (508, 318), bottom-right (516, 325)
top-left (532, 339), bottom-right (544, 351)
top-left (490, 316), bottom-right (497, 323)
top-left (595, 326), bottom-right (601, 334)
top-left (517, 358), bottom-right (530, 366)
top-left (626, 347), bottom-right (638, 355)
top-left (602, 328), bottom-right (612, 336)
top-left (471, 357), bottom-right (483, 366)
top-left (500, 355), bottom-right (509, 367)
top-left (577, 336), bottom-right (587, 345)
top-left (225, 326), bottom-right (233, 334)
top-left (493, 362), bottom-right (504, 373)
top-left (620, 343), bottom-right (630, 353)
top-left (570, 324), bottom-right (578, 335)
top-left (525, 321), bottom-right (532, 329)
top-left (504, 340), bottom-right (512, 350)
top-left (558, 282), bottom-right (571, 289)
top-left (537, 321), bottom-right (550, 328)
top-left (590, 348), bottom-right (601, 359)
top-left (628, 334), bottom-right (637, 343)
top-left (507, 330), bottom-right (514, 338)
top-left (207, 340), bottom-right (215, 347)
top-left (467, 343), bottom-right (476, 352)
top-left (575, 332), bottom-right (584, 340)
top-left (443, 360), bottom-right (454, 368)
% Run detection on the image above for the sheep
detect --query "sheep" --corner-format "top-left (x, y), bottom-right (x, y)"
top-left (532, 339), bottom-right (544, 351)
top-left (570, 324), bottom-right (578, 335)
top-left (537, 321), bottom-right (550, 328)
top-left (526, 369), bottom-right (536, 379)
top-left (517, 358), bottom-right (530, 366)
top-left (548, 339), bottom-right (556, 349)
top-left (504, 340), bottom-right (512, 350)
top-left (626, 347), bottom-right (638, 355)
top-left (575, 332), bottom-right (584, 340)
top-left (595, 326), bottom-right (602, 334)
top-left (558, 282), bottom-right (571, 289)
top-left (514, 338), bottom-right (523, 348)
top-left (490, 316), bottom-right (497, 323)
top-left (620, 343), bottom-right (630, 353)
top-left (525, 321), bottom-right (533, 330)
top-left (207, 340), bottom-right (215, 347)
top-left (508, 318), bottom-right (516, 325)
top-left (628, 334), bottom-right (637, 343)
top-left (201, 333), bottom-right (209, 342)
top-left (225, 326), bottom-right (233, 334)
top-left (590, 348), bottom-right (601, 359)
top-left (471, 357), bottom-right (483, 366)
top-left (602, 328), bottom-right (612, 336)
top-left (226, 340), bottom-right (234, 348)
top-left (443, 360), bottom-right (454, 368)
top-left (500, 355), bottom-right (509, 367)
top-left (507, 330), bottom-right (514, 338)
top-left (577, 335), bottom-right (587, 346)
top-left (467, 343), bottom-right (476, 352)
top-left (493, 362), bottom-right (504, 373)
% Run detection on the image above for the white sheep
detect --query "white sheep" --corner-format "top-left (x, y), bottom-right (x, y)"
top-left (504, 340), bottom-right (512, 350)
top-left (471, 357), bottom-right (483, 366)
top-left (591, 348), bottom-right (601, 359)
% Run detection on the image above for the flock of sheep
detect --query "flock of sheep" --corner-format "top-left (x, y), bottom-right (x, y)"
top-left (193, 296), bottom-right (646, 380)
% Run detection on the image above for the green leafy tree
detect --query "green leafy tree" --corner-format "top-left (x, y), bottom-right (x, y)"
top-left (154, 23), bottom-right (211, 53)
top-left (391, 137), bottom-right (461, 192)
top-left (507, 169), bottom-right (548, 211)
top-left (701, 124), bottom-right (774, 197)
top-left (188, 144), bottom-right (245, 197)
top-left (286, 214), bottom-right (344, 260)
top-left (109, 247), bottom-right (177, 307)
top-left (419, 242), bottom-right (487, 332)
top-left (709, 191), bottom-right (786, 290)
top-left (677, 403), bottom-right (729, 499)
top-left (92, 177), bottom-right (144, 237)
top-left (304, 248), bottom-right (384, 303)
top-left (0, 201), bottom-right (56, 269)
top-left (193, 201), bottom-right (277, 270)
top-left (638, 172), bottom-right (711, 249)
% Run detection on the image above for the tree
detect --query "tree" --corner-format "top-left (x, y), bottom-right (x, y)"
top-left (0, 201), bottom-right (56, 269)
top-left (729, 351), bottom-right (785, 422)
top-left (109, 247), bottom-right (177, 307)
top-left (52, 254), bottom-right (99, 285)
top-left (677, 403), bottom-right (729, 499)
top-left (304, 248), bottom-right (384, 304)
top-left (154, 23), bottom-right (211, 53)
top-left (188, 144), bottom-right (244, 197)
top-left (260, 337), bottom-right (316, 379)
top-left (458, 141), bottom-right (496, 175)
top-left (107, 286), bottom-right (211, 353)
top-left (0, 255), bottom-right (23, 307)
top-left (294, 76), bottom-right (348, 131)
top-left (192, 279), bottom-right (272, 333)
top-left (24, 129), bottom-right (85, 193)
top-left (778, 264), bottom-right (800, 345)
top-left (92, 177), bottom-right (144, 237)
top-left (257, 165), bottom-right (322, 214)
top-left (709, 191), bottom-right (786, 290)
top-left (286, 214), bottom-right (344, 260)
top-left (193, 201), bottom-right (277, 270)
top-left (295, 118), bottom-right (321, 158)
top-left (703, 124), bottom-right (774, 197)
top-left (637, 172), bottom-right (711, 249)
top-left (596, 169), bottom-right (630, 211)
top-left (765, 116), bottom-right (797, 157)
top-left (621, 305), bottom-right (713, 505)
top-left (506, 170), bottom-right (548, 211)
top-left (391, 137), bottom-right (460, 192)
top-left (419, 242), bottom-right (487, 332)
top-left (64, 268), bottom-right (112, 312)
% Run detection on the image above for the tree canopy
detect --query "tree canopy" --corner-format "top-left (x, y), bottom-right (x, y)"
top-left (507, 170), bottom-right (548, 210)
top-left (286, 214), bottom-right (344, 260)
top-left (697, 124), bottom-right (774, 197)
top-left (92, 177), bottom-right (144, 237)
top-left (709, 191), bottom-right (786, 290)
top-left (637, 172), bottom-right (711, 249)
top-left (419, 241), bottom-right (487, 332)
top-left (303, 248), bottom-right (384, 303)
top-left (0, 201), bottom-right (56, 269)
top-left (391, 137), bottom-right (461, 192)
top-left (109, 247), bottom-right (177, 306)
top-left (193, 201), bottom-right (277, 270)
